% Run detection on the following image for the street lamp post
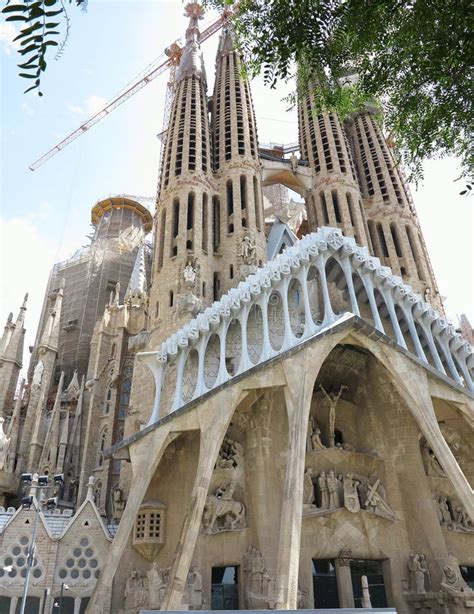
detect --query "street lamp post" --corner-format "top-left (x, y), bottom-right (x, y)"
top-left (18, 472), bottom-right (64, 614)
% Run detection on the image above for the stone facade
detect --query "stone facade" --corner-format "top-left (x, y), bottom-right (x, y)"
top-left (0, 3), bottom-right (473, 614)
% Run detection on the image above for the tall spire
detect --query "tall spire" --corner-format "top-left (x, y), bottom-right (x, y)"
top-left (177, 3), bottom-right (206, 83)
top-left (125, 243), bottom-right (148, 306)
top-left (0, 294), bottom-right (27, 416)
top-left (39, 370), bottom-right (65, 471)
top-left (39, 279), bottom-right (64, 353)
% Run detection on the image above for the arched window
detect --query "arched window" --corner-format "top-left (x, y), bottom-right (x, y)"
top-left (119, 359), bottom-right (134, 418)
top-left (226, 180), bottom-right (234, 233)
top-left (103, 385), bottom-right (113, 415)
top-left (97, 428), bottom-right (108, 467)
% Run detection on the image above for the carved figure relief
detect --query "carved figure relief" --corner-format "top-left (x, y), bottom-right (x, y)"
top-left (186, 565), bottom-right (203, 609)
top-left (112, 486), bottom-right (126, 520)
top-left (436, 495), bottom-right (474, 532)
top-left (203, 479), bottom-right (246, 533)
top-left (32, 360), bottom-right (44, 388)
top-left (306, 470), bottom-right (396, 520)
top-left (124, 570), bottom-right (149, 609)
top-left (0, 417), bottom-right (11, 471)
top-left (421, 440), bottom-right (446, 477)
top-left (319, 384), bottom-right (348, 447)
top-left (240, 234), bottom-right (257, 266)
top-left (183, 259), bottom-right (197, 289)
top-left (303, 468), bottom-right (315, 506)
top-left (307, 416), bottom-right (325, 451)
top-left (215, 437), bottom-right (244, 470)
top-left (440, 555), bottom-right (472, 595)
top-left (408, 553), bottom-right (428, 594)
top-left (244, 546), bottom-right (275, 609)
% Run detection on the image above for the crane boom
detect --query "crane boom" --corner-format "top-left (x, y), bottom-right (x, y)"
top-left (29, 9), bottom-right (233, 172)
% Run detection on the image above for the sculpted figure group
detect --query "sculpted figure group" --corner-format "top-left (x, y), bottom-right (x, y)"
top-left (244, 546), bottom-right (275, 609)
top-left (304, 468), bottom-right (396, 520)
top-left (124, 563), bottom-right (203, 610)
top-left (203, 479), bottom-right (246, 534)
top-left (436, 495), bottom-right (474, 533)
top-left (408, 553), bottom-right (432, 594)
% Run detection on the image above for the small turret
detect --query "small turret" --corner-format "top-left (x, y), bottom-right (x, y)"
top-left (0, 293), bottom-right (28, 416)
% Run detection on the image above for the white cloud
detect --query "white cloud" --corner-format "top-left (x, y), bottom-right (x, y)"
top-left (0, 215), bottom-right (55, 371)
top-left (0, 22), bottom-right (18, 56)
top-left (21, 102), bottom-right (35, 117)
top-left (85, 95), bottom-right (107, 115)
top-left (66, 95), bottom-right (107, 118)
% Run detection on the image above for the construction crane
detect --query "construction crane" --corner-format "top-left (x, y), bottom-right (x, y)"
top-left (28, 4), bottom-right (234, 172)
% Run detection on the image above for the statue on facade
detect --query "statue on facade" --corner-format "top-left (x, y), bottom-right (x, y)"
top-left (317, 471), bottom-right (329, 509)
top-left (419, 554), bottom-right (431, 591)
top-left (421, 441), bottom-right (446, 477)
top-left (364, 479), bottom-right (396, 520)
top-left (327, 470), bottom-right (340, 509)
top-left (203, 480), bottom-right (246, 533)
top-left (307, 416), bottom-right (325, 451)
top-left (114, 282), bottom-right (121, 305)
top-left (147, 562), bottom-right (166, 608)
top-left (440, 555), bottom-right (472, 595)
top-left (112, 486), bottom-right (126, 520)
top-left (244, 546), bottom-right (275, 609)
top-left (438, 496), bottom-right (453, 525)
top-left (303, 468), bottom-right (315, 506)
top-left (319, 384), bottom-right (347, 447)
top-left (32, 360), bottom-right (44, 388)
top-left (0, 417), bottom-right (11, 471)
top-left (240, 234), bottom-right (257, 265)
top-left (186, 565), bottom-right (203, 609)
top-left (177, 292), bottom-right (202, 318)
top-left (453, 505), bottom-right (474, 532)
top-left (124, 570), bottom-right (149, 609)
top-left (183, 260), bottom-right (197, 289)
top-left (408, 554), bottom-right (427, 594)
top-left (343, 473), bottom-right (361, 513)
top-left (289, 152), bottom-right (299, 174)
top-left (216, 437), bottom-right (244, 470)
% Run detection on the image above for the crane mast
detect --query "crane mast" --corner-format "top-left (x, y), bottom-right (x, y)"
top-left (29, 7), bottom-right (233, 172)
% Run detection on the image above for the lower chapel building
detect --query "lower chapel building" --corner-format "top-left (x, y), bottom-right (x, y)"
top-left (0, 4), bottom-right (473, 613)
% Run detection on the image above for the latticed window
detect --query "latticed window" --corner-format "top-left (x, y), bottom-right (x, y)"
top-left (132, 501), bottom-right (167, 561)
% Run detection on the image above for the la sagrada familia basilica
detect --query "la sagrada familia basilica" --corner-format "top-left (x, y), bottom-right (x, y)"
top-left (0, 3), bottom-right (473, 613)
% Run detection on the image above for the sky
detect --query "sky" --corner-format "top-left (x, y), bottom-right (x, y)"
top-left (1, 0), bottom-right (473, 370)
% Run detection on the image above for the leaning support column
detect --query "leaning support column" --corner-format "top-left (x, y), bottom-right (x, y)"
top-left (274, 338), bottom-right (335, 609)
top-left (87, 423), bottom-right (173, 614)
top-left (360, 335), bottom-right (474, 521)
top-left (161, 387), bottom-right (243, 611)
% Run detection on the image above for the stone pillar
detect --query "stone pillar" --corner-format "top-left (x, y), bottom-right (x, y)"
top-left (335, 558), bottom-right (354, 608)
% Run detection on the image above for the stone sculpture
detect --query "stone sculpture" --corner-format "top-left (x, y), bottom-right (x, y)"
top-left (319, 384), bottom-right (348, 447)
top-left (244, 546), bottom-right (275, 609)
top-left (32, 360), bottom-right (44, 388)
top-left (0, 417), bottom-right (11, 471)
top-left (303, 468), bottom-right (315, 506)
top-left (240, 235), bottom-right (257, 266)
top-left (186, 565), bottom-right (203, 609)
top-left (147, 562), bottom-right (166, 608)
top-left (366, 483), bottom-right (396, 520)
top-left (421, 441), bottom-right (446, 477)
top-left (307, 416), bottom-right (325, 451)
top-left (289, 152), bottom-right (299, 173)
top-left (183, 261), bottom-right (197, 288)
top-left (112, 486), bottom-right (126, 520)
top-left (216, 437), bottom-right (244, 469)
top-left (419, 555), bottom-right (431, 592)
top-left (124, 570), bottom-right (149, 609)
top-left (327, 470), bottom-right (340, 509)
top-left (408, 554), bottom-right (426, 594)
top-left (438, 496), bottom-right (453, 525)
top-left (343, 473), bottom-right (361, 513)
top-left (317, 471), bottom-right (329, 509)
top-left (453, 505), bottom-right (474, 532)
top-left (203, 480), bottom-right (246, 533)
top-left (440, 555), bottom-right (472, 595)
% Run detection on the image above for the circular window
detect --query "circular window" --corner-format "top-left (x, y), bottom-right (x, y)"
top-left (71, 569), bottom-right (79, 579)
top-left (83, 569), bottom-right (91, 579)
top-left (17, 557), bottom-right (25, 567)
top-left (90, 559), bottom-right (98, 569)
top-left (9, 569), bottom-right (17, 578)
top-left (20, 536), bottom-right (29, 545)
top-left (73, 548), bottom-right (81, 557)
top-left (12, 546), bottom-right (21, 556)
top-left (59, 569), bottom-right (67, 579)
top-left (78, 559), bottom-right (86, 569)
top-left (33, 568), bottom-right (42, 579)
top-left (85, 548), bottom-right (93, 558)
top-left (4, 557), bottom-right (13, 566)
top-left (66, 558), bottom-right (74, 569)
top-left (80, 537), bottom-right (89, 547)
